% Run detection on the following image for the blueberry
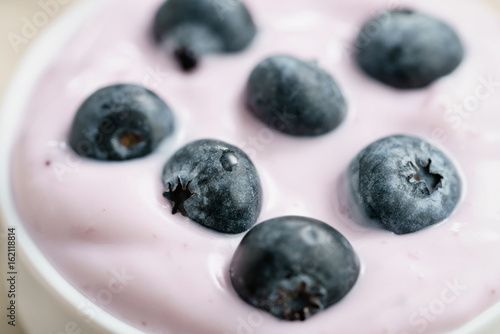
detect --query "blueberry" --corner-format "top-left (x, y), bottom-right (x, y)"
top-left (69, 84), bottom-right (175, 161)
top-left (349, 135), bottom-right (462, 234)
top-left (153, 0), bottom-right (257, 71)
top-left (162, 139), bottom-right (262, 234)
top-left (356, 9), bottom-right (464, 89)
top-left (246, 55), bottom-right (347, 137)
top-left (230, 216), bottom-right (359, 321)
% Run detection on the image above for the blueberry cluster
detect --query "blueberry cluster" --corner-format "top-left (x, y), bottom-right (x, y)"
top-left (68, 0), bottom-right (465, 322)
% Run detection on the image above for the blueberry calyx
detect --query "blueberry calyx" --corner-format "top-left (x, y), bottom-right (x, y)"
top-left (174, 47), bottom-right (199, 71)
top-left (166, 23), bottom-right (223, 71)
top-left (163, 177), bottom-right (195, 216)
top-left (408, 160), bottom-right (443, 195)
top-left (119, 132), bottom-right (144, 148)
top-left (110, 128), bottom-right (147, 158)
top-left (272, 281), bottom-right (324, 321)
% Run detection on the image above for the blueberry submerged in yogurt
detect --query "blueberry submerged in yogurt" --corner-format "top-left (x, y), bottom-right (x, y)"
top-left (162, 139), bottom-right (262, 234)
top-left (153, 0), bottom-right (257, 71)
top-left (356, 9), bottom-right (464, 89)
top-left (230, 216), bottom-right (360, 321)
top-left (246, 55), bottom-right (347, 137)
top-left (348, 135), bottom-right (462, 234)
top-left (69, 84), bottom-right (175, 161)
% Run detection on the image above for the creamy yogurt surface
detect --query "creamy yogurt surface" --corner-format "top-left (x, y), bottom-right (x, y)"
top-left (10, 0), bottom-right (500, 333)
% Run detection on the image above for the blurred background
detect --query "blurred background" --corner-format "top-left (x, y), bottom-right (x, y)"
top-left (1, 0), bottom-right (500, 333)
top-left (0, 0), bottom-right (80, 97)
top-left (1, 1), bottom-right (82, 333)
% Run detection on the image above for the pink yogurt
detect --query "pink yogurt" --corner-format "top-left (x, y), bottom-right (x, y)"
top-left (10, 0), bottom-right (500, 333)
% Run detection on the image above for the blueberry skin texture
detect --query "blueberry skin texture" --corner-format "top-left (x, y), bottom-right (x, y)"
top-left (230, 216), bottom-right (360, 321)
top-left (69, 84), bottom-right (175, 161)
top-left (356, 10), bottom-right (464, 89)
top-left (349, 135), bottom-right (462, 235)
top-left (246, 55), bottom-right (347, 137)
top-left (153, 0), bottom-right (257, 70)
top-left (162, 139), bottom-right (262, 234)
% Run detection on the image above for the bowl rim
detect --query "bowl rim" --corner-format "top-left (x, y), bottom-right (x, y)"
top-left (0, 0), bottom-right (144, 333)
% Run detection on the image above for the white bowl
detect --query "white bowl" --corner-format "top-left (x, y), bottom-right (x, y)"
top-left (1, 1), bottom-right (499, 333)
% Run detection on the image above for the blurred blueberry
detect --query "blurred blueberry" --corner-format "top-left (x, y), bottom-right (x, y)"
top-left (246, 55), bottom-right (347, 136)
top-left (356, 9), bottom-right (464, 89)
top-left (69, 84), bottom-right (174, 161)
top-left (153, 0), bottom-right (257, 71)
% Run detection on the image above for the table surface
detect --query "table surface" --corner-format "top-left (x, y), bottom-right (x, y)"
top-left (1, 0), bottom-right (500, 333)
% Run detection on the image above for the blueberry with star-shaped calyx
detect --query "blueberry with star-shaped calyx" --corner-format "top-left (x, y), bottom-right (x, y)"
top-left (348, 135), bottom-right (462, 234)
top-left (230, 216), bottom-right (360, 321)
top-left (163, 177), bottom-right (194, 216)
top-left (162, 139), bottom-right (262, 234)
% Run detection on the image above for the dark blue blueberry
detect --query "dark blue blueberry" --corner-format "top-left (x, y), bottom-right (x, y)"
top-left (349, 135), bottom-right (462, 234)
top-left (153, 0), bottom-right (257, 71)
top-left (356, 9), bottom-right (464, 89)
top-left (162, 139), bottom-right (262, 234)
top-left (230, 216), bottom-right (359, 321)
top-left (246, 55), bottom-right (347, 137)
top-left (69, 84), bottom-right (175, 161)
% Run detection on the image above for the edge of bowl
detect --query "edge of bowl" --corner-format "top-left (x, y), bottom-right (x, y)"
top-left (0, 0), bottom-right (145, 333)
